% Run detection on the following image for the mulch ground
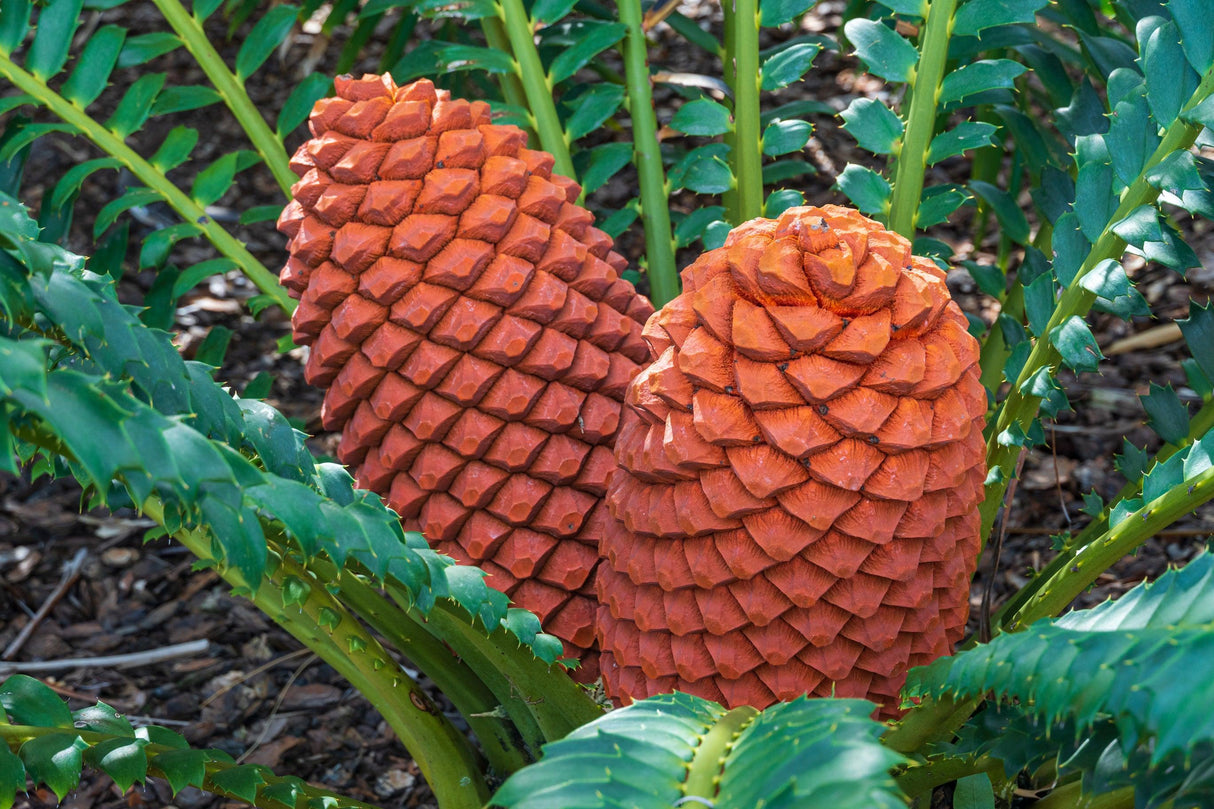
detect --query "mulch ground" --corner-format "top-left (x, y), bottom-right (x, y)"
top-left (3, 1), bottom-right (1213, 807)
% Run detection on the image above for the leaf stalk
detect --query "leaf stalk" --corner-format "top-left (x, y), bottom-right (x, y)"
top-left (495, 0), bottom-right (577, 180)
top-left (617, 0), bottom-right (679, 305)
top-left (722, 0), bottom-right (762, 224)
top-left (888, 0), bottom-right (959, 237)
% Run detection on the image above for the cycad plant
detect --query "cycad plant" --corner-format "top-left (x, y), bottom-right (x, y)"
top-left (3, 0), bottom-right (1214, 808)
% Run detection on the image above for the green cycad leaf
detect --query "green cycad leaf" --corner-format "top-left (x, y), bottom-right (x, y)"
top-left (1141, 19), bottom-right (1198, 126)
top-left (763, 159), bottom-right (814, 183)
top-left (670, 145), bottom-right (733, 194)
top-left (94, 187), bottom-right (160, 238)
top-left (0, 122), bottom-right (75, 163)
top-left (149, 85), bottom-right (223, 116)
top-left (917, 184), bottom-right (969, 228)
top-left (60, 24), bottom-right (125, 107)
top-left (876, 0), bottom-right (924, 15)
top-left (235, 4), bottom-right (298, 81)
top-left (0, 675), bottom-right (73, 727)
top-left (1073, 134), bottom-right (1116, 241)
top-left (1142, 452), bottom-right (1185, 504)
top-left (953, 774), bottom-right (996, 809)
top-left (1049, 315), bottom-right (1103, 373)
top-left (48, 157), bottom-right (122, 212)
top-left (1179, 301), bottom-right (1214, 385)
top-left (490, 694), bottom-right (905, 809)
top-left (760, 0), bottom-right (818, 27)
top-left (171, 257), bottom-right (238, 301)
top-left (413, 0), bottom-right (496, 19)
top-left (210, 764), bottom-right (266, 803)
top-left (1106, 83), bottom-right (1159, 188)
top-left (549, 21), bottom-right (626, 84)
top-left (1144, 149), bottom-right (1207, 199)
top-left (0, 746), bottom-right (24, 809)
top-left (953, 0), bottom-right (1048, 37)
top-left (191, 150), bottom-right (259, 207)
top-left (150, 126), bottom-right (199, 172)
top-left (927, 121), bottom-right (998, 164)
top-left (938, 59), bottom-right (1026, 107)
top-left (674, 206), bottom-right (728, 248)
top-left (25, 0), bottom-right (83, 79)
top-left (531, 0), bottom-right (578, 26)
top-left (969, 180), bottom-right (1029, 244)
top-left (73, 702), bottom-right (135, 736)
top-left (1170, 0), bottom-right (1214, 73)
top-left (571, 142), bottom-right (631, 194)
top-left (276, 72), bottom-right (332, 138)
top-left (839, 97), bottom-right (903, 155)
top-left (150, 749), bottom-right (207, 795)
top-left (21, 734), bottom-right (88, 801)
top-left (836, 164), bottom-right (891, 215)
top-left (0, 0), bottom-right (31, 56)
top-left (565, 84), bottom-right (625, 141)
top-left (671, 98), bottom-right (733, 136)
top-left (0, 95), bottom-right (33, 117)
top-left (1023, 272), bottom-right (1057, 337)
top-left (762, 118), bottom-right (811, 156)
top-left (105, 72), bottom-right (167, 138)
top-left (1141, 383), bottom-right (1190, 445)
top-left (116, 31), bottom-right (182, 68)
top-left (435, 43), bottom-right (516, 75)
top-left (1079, 258), bottom-right (1147, 317)
top-left (85, 738), bottom-right (148, 792)
top-left (842, 19), bottom-right (916, 82)
top-left (760, 41), bottom-right (821, 90)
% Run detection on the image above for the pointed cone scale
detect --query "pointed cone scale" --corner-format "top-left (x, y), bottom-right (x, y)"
top-left (602, 205), bottom-right (985, 714)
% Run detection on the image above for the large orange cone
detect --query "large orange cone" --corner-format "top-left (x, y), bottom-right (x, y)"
top-left (596, 205), bottom-right (986, 715)
top-left (277, 74), bottom-right (654, 680)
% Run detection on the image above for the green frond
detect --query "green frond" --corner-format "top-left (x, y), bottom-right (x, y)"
top-left (907, 551), bottom-right (1214, 808)
top-left (490, 694), bottom-right (906, 809)
top-left (0, 675), bottom-right (377, 809)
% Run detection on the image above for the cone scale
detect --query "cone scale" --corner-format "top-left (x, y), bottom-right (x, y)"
top-left (277, 75), bottom-right (654, 680)
top-left (596, 205), bottom-right (987, 716)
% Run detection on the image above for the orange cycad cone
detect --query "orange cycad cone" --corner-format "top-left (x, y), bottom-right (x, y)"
top-left (277, 74), bottom-right (654, 680)
top-left (597, 205), bottom-right (987, 716)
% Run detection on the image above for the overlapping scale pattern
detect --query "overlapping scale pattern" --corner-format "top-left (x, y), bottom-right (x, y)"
top-left (597, 205), bottom-right (987, 716)
top-left (277, 74), bottom-right (654, 679)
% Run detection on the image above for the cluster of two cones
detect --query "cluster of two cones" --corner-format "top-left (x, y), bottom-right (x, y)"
top-left (279, 74), bottom-right (986, 714)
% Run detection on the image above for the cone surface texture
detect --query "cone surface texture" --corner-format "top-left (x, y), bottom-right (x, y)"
top-left (597, 206), bottom-right (987, 715)
top-left (278, 74), bottom-right (654, 679)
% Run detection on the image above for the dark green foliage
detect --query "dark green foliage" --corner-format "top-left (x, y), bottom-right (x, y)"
top-left (908, 553), bottom-right (1214, 809)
